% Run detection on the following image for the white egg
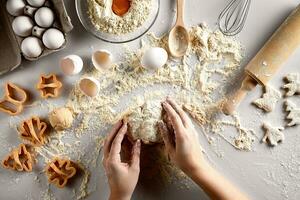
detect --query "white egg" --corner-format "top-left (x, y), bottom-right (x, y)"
top-left (60, 55), bottom-right (83, 75)
top-left (79, 77), bottom-right (100, 97)
top-left (42, 28), bottom-right (65, 50)
top-left (21, 37), bottom-right (43, 58)
top-left (141, 47), bottom-right (168, 70)
top-left (24, 5), bottom-right (37, 16)
top-left (32, 26), bottom-right (45, 38)
top-left (12, 16), bottom-right (34, 37)
top-left (92, 50), bottom-right (113, 71)
top-left (6, 0), bottom-right (25, 16)
top-left (27, 0), bottom-right (45, 7)
top-left (34, 7), bottom-right (54, 28)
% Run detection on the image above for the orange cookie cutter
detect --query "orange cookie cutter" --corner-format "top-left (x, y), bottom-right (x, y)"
top-left (1, 144), bottom-right (33, 172)
top-left (36, 74), bottom-right (62, 98)
top-left (0, 82), bottom-right (28, 116)
top-left (45, 158), bottom-right (77, 188)
top-left (19, 116), bottom-right (48, 146)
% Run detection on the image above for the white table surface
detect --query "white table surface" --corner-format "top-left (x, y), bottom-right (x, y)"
top-left (1, 0), bottom-right (300, 199)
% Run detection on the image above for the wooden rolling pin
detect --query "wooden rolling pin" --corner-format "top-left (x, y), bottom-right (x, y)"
top-left (223, 4), bottom-right (300, 115)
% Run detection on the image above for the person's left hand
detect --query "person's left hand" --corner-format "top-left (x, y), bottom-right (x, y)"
top-left (102, 120), bottom-right (141, 200)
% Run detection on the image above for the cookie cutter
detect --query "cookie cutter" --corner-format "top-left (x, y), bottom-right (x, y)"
top-left (45, 158), bottom-right (77, 188)
top-left (19, 116), bottom-right (48, 146)
top-left (1, 144), bottom-right (33, 172)
top-left (0, 82), bottom-right (28, 115)
top-left (36, 74), bottom-right (62, 98)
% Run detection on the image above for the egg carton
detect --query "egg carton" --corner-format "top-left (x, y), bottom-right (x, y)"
top-left (0, 0), bottom-right (73, 75)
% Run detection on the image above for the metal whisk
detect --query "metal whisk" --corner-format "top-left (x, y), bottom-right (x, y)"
top-left (218, 0), bottom-right (252, 36)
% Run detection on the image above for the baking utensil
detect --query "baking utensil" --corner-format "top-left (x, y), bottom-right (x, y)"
top-left (218, 0), bottom-right (251, 36)
top-left (223, 4), bottom-right (300, 115)
top-left (168, 0), bottom-right (189, 57)
top-left (75, 0), bottom-right (160, 43)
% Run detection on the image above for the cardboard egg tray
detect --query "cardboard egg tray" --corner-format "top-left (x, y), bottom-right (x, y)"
top-left (0, 0), bottom-right (73, 75)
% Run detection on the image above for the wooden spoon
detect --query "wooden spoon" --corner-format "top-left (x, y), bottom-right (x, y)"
top-left (168, 0), bottom-right (189, 57)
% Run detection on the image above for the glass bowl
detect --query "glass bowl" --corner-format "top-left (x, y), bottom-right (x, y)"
top-left (75, 0), bottom-right (160, 43)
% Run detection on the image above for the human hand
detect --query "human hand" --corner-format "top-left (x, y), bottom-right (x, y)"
top-left (103, 120), bottom-right (141, 200)
top-left (158, 98), bottom-right (208, 178)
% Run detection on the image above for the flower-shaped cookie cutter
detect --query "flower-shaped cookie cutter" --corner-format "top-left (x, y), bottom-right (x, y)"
top-left (0, 83), bottom-right (28, 116)
top-left (1, 144), bottom-right (33, 172)
top-left (19, 116), bottom-right (48, 146)
top-left (45, 158), bottom-right (77, 188)
top-left (36, 74), bottom-right (62, 98)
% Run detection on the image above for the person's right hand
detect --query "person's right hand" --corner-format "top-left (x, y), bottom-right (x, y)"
top-left (158, 98), bottom-right (208, 177)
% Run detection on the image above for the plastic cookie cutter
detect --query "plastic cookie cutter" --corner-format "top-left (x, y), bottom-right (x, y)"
top-left (36, 74), bottom-right (62, 98)
top-left (0, 82), bottom-right (28, 116)
top-left (45, 158), bottom-right (77, 188)
top-left (1, 144), bottom-right (33, 172)
top-left (19, 116), bottom-right (48, 146)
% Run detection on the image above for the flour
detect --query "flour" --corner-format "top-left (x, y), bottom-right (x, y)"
top-left (285, 100), bottom-right (300, 126)
top-left (262, 123), bottom-right (284, 146)
top-left (253, 85), bottom-right (281, 112)
top-left (283, 73), bottom-right (300, 96)
top-left (87, 0), bottom-right (152, 34)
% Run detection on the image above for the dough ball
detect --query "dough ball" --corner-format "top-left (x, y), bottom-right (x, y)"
top-left (49, 107), bottom-right (73, 131)
top-left (127, 100), bottom-right (164, 144)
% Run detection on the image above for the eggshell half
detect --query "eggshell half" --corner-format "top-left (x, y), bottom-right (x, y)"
top-left (92, 50), bottom-right (113, 71)
top-left (60, 55), bottom-right (83, 75)
top-left (79, 77), bottom-right (100, 97)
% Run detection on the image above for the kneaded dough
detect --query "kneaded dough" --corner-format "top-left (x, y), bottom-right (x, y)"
top-left (253, 85), bottom-right (281, 112)
top-left (127, 100), bottom-right (163, 144)
top-left (283, 73), bottom-right (300, 97)
top-left (49, 107), bottom-right (74, 131)
top-left (262, 123), bottom-right (284, 146)
top-left (285, 100), bottom-right (300, 126)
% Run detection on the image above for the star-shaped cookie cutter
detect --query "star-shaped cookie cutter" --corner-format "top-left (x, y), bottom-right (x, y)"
top-left (0, 83), bottom-right (28, 116)
top-left (19, 116), bottom-right (48, 146)
top-left (1, 144), bottom-right (33, 172)
top-left (36, 74), bottom-right (62, 98)
top-left (45, 158), bottom-right (77, 188)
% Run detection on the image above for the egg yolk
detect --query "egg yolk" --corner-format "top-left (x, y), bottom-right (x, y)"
top-left (112, 0), bottom-right (131, 16)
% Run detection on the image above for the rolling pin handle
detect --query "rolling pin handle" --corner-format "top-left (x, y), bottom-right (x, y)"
top-left (222, 76), bottom-right (257, 115)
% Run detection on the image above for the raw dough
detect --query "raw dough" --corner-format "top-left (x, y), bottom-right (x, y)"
top-left (283, 73), bottom-right (300, 96)
top-left (253, 85), bottom-right (281, 112)
top-left (285, 100), bottom-right (300, 126)
top-left (262, 123), bottom-right (284, 146)
top-left (49, 107), bottom-right (74, 131)
top-left (127, 100), bottom-right (163, 144)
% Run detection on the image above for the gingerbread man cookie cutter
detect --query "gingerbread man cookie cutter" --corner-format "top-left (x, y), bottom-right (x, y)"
top-left (0, 83), bottom-right (28, 116)
top-left (36, 74), bottom-right (62, 98)
top-left (19, 116), bottom-right (48, 146)
top-left (45, 158), bottom-right (77, 188)
top-left (1, 144), bottom-right (33, 172)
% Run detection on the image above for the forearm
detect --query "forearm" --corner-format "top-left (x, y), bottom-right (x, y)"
top-left (190, 163), bottom-right (249, 200)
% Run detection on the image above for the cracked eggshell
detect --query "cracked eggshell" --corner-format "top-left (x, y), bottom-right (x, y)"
top-left (60, 55), bottom-right (83, 75)
top-left (12, 16), bottom-right (34, 37)
top-left (21, 36), bottom-right (43, 58)
top-left (141, 47), bottom-right (168, 70)
top-left (42, 28), bottom-right (65, 50)
top-left (34, 7), bottom-right (54, 28)
top-left (92, 50), bottom-right (113, 71)
top-left (79, 77), bottom-right (100, 97)
top-left (6, 0), bottom-right (26, 16)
